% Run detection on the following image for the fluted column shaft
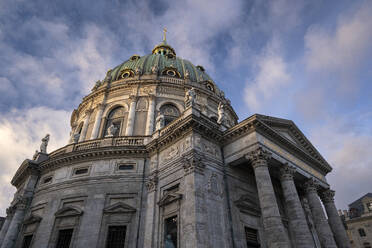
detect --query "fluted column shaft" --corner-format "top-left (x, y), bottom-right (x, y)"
top-left (125, 96), bottom-right (137, 136)
top-left (279, 164), bottom-right (315, 247)
top-left (320, 189), bottom-right (350, 248)
top-left (246, 148), bottom-right (290, 248)
top-left (1, 203), bottom-right (27, 248)
top-left (0, 209), bottom-right (14, 247)
top-left (90, 103), bottom-right (105, 139)
top-left (304, 179), bottom-right (337, 248)
top-left (145, 95), bottom-right (156, 136)
top-left (78, 109), bottom-right (92, 142)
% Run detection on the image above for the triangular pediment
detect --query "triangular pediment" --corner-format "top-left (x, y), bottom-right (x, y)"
top-left (55, 206), bottom-right (83, 218)
top-left (158, 192), bottom-right (182, 207)
top-left (103, 202), bottom-right (136, 213)
top-left (255, 114), bottom-right (331, 171)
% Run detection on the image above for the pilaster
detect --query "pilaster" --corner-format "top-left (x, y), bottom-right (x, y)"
top-left (125, 95), bottom-right (138, 136)
top-left (145, 95), bottom-right (156, 136)
top-left (143, 170), bottom-right (158, 248)
top-left (78, 109), bottom-right (93, 142)
top-left (90, 103), bottom-right (106, 139)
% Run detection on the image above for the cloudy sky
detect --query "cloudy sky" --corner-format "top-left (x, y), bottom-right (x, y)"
top-left (0, 0), bottom-right (371, 216)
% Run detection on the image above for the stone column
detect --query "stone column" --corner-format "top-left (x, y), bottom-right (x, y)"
top-left (0, 208), bottom-right (14, 247)
top-left (143, 170), bottom-right (158, 248)
top-left (125, 96), bottom-right (137, 136)
top-left (90, 103), bottom-right (105, 139)
top-left (78, 109), bottom-right (93, 142)
top-left (304, 179), bottom-right (337, 248)
top-left (320, 189), bottom-right (351, 248)
top-left (181, 152), bottom-right (209, 248)
top-left (246, 147), bottom-right (290, 248)
top-left (279, 164), bottom-right (315, 247)
top-left (1, 200), bottom-right (27, 248)
top-left (145, 95), bottom-right (156, 136)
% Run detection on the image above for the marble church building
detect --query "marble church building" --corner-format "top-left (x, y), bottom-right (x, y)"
top-left (0, 36), bottom-right (349, 248)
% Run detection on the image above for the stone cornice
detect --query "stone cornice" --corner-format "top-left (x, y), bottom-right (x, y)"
top-left (11, 159), bottom-right (40, 188)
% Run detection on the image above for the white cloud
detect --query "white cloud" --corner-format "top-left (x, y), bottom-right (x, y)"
top-left (309, 115), bottom-right (372, 210)
top-left (244, 42), bottom-right (291, 112)
top-left (305, 2), bottom-right (372, 74)
top-left (0, 107), bottom-right (70, 216)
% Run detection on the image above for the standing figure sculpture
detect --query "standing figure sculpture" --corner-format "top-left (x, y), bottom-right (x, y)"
top-left (106, 123), bottom-right (118, 137)
top-left (217, 102), bottom-right (225, 125)
top-left (40, 134), bottom-right (50, 153)
top-left (155, 112), bottom-right (165, 131)
top-left (184, 87), bottom-right (196, 107)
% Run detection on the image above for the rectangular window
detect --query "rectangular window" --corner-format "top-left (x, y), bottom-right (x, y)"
top-left (56, 229), bottom-right (73, 248)
top-left (43, 176), bottom-right (53, 184)
top-left (118, 164), bottom-right (134, 170)
top-left (164, 216), bottom-right (178, 248)
top-left (21, 235), bottom-right (33, 248)
top-left (74, 168), bottom-right (88, 175)
top-left (245, 227), bottom-right (260, 248)
top-left (106, 226), bottom-right (126, 248)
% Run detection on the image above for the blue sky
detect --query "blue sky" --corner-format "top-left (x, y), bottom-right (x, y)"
top-left (0, 0), bottom-right (371, 216)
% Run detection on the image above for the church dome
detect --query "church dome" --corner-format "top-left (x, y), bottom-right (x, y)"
top-left (104, 44), bottom-right (213, 83)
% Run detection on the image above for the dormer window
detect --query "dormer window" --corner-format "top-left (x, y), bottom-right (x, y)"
top-left (206, 83), bottom-right (215, 92)
top-left (196, 65), bottom-right (205, 72)
top-left (130, 55), bottom-right (140, 61)
top-left (120, 69), bottom-right (134, 79)
top-left (162, 68), bottom-right (180, 78)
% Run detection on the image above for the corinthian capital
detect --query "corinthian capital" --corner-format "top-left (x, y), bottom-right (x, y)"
top-left (279, 163), bottom-right (296, 181)
top-left (245, 147), bottom-right (271, 169)
top-left (320, 189), bottom-right (335, 203)
top-left (303, 178), bottom-right (319, 194)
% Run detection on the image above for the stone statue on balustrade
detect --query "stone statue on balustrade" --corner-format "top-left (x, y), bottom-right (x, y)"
top-left (106, 123), bottom-right (118, 137)
top-left (40, 134), bottom-right (50, 153)
top-left (184, 87), bottom-right (196, 108)
top-left (217, 102), bottom-right (226, 125)
top-left (155, 112), bottom-right (165, 131)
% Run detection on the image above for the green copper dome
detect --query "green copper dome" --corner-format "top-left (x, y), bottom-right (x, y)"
top-left (103, 41), bottom-right (213, 83)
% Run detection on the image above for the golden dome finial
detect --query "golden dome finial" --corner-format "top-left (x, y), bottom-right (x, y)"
top-left (163, 27), bottom-right (167, 42)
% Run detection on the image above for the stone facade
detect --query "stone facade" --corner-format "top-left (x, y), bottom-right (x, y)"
top-left (0, 40), bottom-right (349, 248)
top-left (340, 193), bottom-right (372, 248)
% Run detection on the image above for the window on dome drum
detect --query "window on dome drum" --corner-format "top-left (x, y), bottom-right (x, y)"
top-left (21, 234), bottom-right (33, 248)
top-left (56, 229), bottom-right (73, 248)
top-left (160, 104), bottom-right (180, 127)
top-left (359, 228), bottom-right (367, 237)
top-left (74, 168), bottom-right (88, 175)
top-left (106, 226), bottom-right (126, 248)
top-left (164, 216), bottom-right (178, 248)
top-left (104, 107), bottom-right (125, 137)
top-left (245, 227), bottom-right (260, 248)
top-left (43, 176), bottom-right (52, 184)
top-left (206, 83), bottom-right (214, 92)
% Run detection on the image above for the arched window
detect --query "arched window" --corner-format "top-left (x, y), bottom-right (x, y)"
top-left (359, 228), bottom-right (366, 237)
top-left (104, 107), bottom-right (125, 137)
top-left (160, 104), bottom-right (180, 126)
